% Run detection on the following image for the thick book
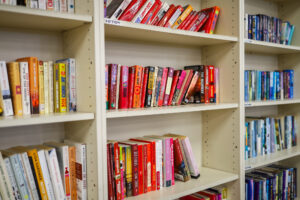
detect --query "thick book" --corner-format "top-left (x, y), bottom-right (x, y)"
top-left (208, 65), bottom-right (215, 103)
top-left (168, 70), bottom-right (180, 106)
top-left (164, 5), bottom-right (183, 28)
top-left (200, 6), bottom-right (220, 34)
top-left (176, 69), bottom-right (194, 105)
top-left (128, 66), bottom-right (135, 108)
top-left (153, 67), bottom-right (163, 107)
top-left (189, 11), bottom-right (209, 32)
top-left (172, 70), bottom-right (186, 105)
top-left (157, 67), bottom-right (168, 107)
top-left (163, 67), bottom-right (174, 106)
top-left (140, 67), bottom-right (149, 108)
top-left (150, 2), bottom-right (169, 25)
top-left (17, 58), bottom-right (39, 113)
top-left (7, 62), bottom-right (23, 116)
top-left (118, 0), bottom-right (147, 21)
top-left (119, 65), bottom-right (129, 109)
top-left (108, 64), bottom-right (118, 109)
top-left (183, 71), bottom-right (199, 104)
top-left (38, 61), bottom-right (45, 114)
top-left (133, 65), bottom-right (143, 108)
top-left (171, 5), bottom-right (193, 29)
top-left (67, 145), bottom-right (76, 200)
top-left (145, 66), bottom-right (155, 107)
top-left (19, 62), bottom-right (31, 115)
top-left (140, 0), bottom-right (162, 24)
top-left (0, 61), bottom-right (14, 116)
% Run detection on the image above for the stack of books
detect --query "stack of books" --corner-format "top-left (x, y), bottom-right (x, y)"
top-left (0, 140), bottom-right (86, 200)
top-left (106, 64), bottom-right (220, 110)
top-left (0, 0), bottom-right (75, 13)
top-left (180, 186), bottom-right (228, 200)
top-left (245, 14), bottom-right (295, 45)
top-left (0, 58), bottom-right (77, 117)
top-left (105, 0), bottom-right (220, 34)
top-left (244, 70), bottom-right (294, 102)
top-left (245, 115), bottom-right (296, 160)
top-left (246, 165), bottom-right (297, 200)
top-left (107, 134), bottom-right (200, 199)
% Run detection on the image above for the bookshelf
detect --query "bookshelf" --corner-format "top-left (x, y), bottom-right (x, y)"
top-left (1, 0), bottom-right (300, 199)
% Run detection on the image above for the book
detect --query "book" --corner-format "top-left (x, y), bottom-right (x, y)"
top-left (157, 4), bottom-right (175, 26)
top-left (163, 67), bottom-right (174, 106)
top-left (164, 5), bottom-right (183, 28)
top-left (6, 62), bottom-right (23, 116)
top-left (0, 61), bottom-right (14, 116)
top-left (168, 70), bottom-right (180, 106)
top-left (105, 64), bottom-right (109, 110)
top-left (172, 70), bottom-right (186, 105)
top-left (59, 0), bottom-right (67, 12)
top-left (150, 66), bottom-right (158, 107)
top-left (208, 65), bottom-right (215, 103)
top-left (108, 141), bottom-right (122, 199)
top-left (200, 6), bottom-right (220, 34)
top-left (183, 71), bottom-right (199, 104)
top-left (19, 62), bottom-right (31, 115)
top-left (38, 61), bottom-right (45, 114)
top-left (108, 64), bottom-right (118, 110)
top-left (145, 66), bottom-right (155, 107)
top-left (68, 145), bottom-right (77, 200)
top-left (116, 64), bottom-right (121, 110)
top-left (67, 0), bottom-right (74, 13)
top-left (43, 62), bottom-right (49, 114)
top-left (46, 0), bottom-right (53, 10)
top-left (171, 5), bottom-right (193, 29)
top-left (140, 0), bottom-right (162, 24)
top-left (157, 67), bottom-right (168, 106)
top-left (140, 66), bottom-right (148, 108)
top-left (176, 69), bottom-right (193, 105)
top-left (178, 10), bottom-right (195, 30)
top-left (53, 63), bottom-right (67, 112)
top-left (153, 67), bottom-right (163, 107)
top-left (133, 65), bottom-right (143, 108)
top-left (189, 11), bottom-right (209, 32)
top-left (110, 0), bottom-right (133, 20)
top-left (150, 2), bottom-right (169, 25)
top-left (118, 0), bottom-right (147, 21)
top-left (0, 152), bottom-right (14, 200)
top-left (48, 61), bottom-right (54, 113)
top-left (107, 143), bottom-right (114, 200)
top-left (119, 65), bottom-right (129, 109)
top-left (132, 0), bottom-right (155, 23)
top-left (106, 0), bottom-right (125, 18)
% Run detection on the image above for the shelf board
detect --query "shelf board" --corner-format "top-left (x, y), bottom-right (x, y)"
top-left (105, 19), bottom-right (238, 46)
top-left (245, 146), bottom-right (300, 171)
top-left (0, 112), bottom-right (94, 128)
top-left (245, 99), bottom-right (300, 107)
top-left (245, 39), bottom-right (300, 54)
top-left (0, 5), bottom-right (92, 31)
top-left (106, 103), bottom-right (238, 119)
top-left (127, 167), bottom-right (238, 200)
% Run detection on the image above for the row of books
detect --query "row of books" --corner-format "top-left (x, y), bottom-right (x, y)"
top-left (0, 140), bottom-right (87, 200)
top-left (0, 0), bottom-right (75, 13)
top-left (105, 0), bottom-right (220, 34)
top-left (106, 64), bottom-right (219, 110)
top-left (107, 134), bottom-right (200, 199)
top-left (245, 14), bottom-right (295, 45)
top-left (245, 115), bottom-right (296, 160)
top-left (180, 187), bottom-right (228, 200)
top-left (244, 70), bottom-right (294, 102)
top-left (0, 58), bottom-right (77, 117)
top-left (246, 165), bottom-right (297, 200)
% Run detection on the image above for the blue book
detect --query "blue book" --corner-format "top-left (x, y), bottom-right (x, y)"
top-left (289, 70), bottom-right (294, 98)
top-left (273, 72), bottom-right (276, 100)
top-left (276, 71), bottom-right (280, 99)
top-left (288, 25), bottom-right (295, 45)
top-left (266, 118), bottom-right (271, 154)
top-left (251, 71), bottom-right (256, 100)
top-left (256, 15), bottom-right (260, 40)
top-left (252, 15), bottom-right (257, 40)
top-left (246, 178), bottom-right (254, 200)
top-left (245, 71), bottom-right (249, 102)
top-left (248, 15), bottom-right (253, 39)
top-left (269, 72), bottom-right (274, 100)
top-left (256, 71), bottom-right (261, 101)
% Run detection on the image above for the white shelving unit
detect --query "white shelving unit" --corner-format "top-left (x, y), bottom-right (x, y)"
top-left (1, 0), bottom-right (300, 199)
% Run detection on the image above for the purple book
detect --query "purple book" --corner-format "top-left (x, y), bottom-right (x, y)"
top-left (163, 67), bottom-right (174, 106)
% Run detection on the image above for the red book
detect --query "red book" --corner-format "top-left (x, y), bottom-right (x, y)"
top-left (130, 138), bottom-right (156, 191)
top-left (184, 11), bottom-right (201, 30)
top-left (177, 70), bottom-right (194, 105)
top-left (141, 0), bottom-right (162, 24)
top-left (107, 144), bottom-right (114, 200)
top-left (180, 195), bottom-right (205, 200)
top-left (208, 65), bottom-right (215, 103)
top-left (133, 65), bottom-right (143, 108)
top-left (128, 66), bottom-right (135, 108)
top-left (137, 143), bottom-right (144, 194)
top-left (157, 4), bottom-right (175, 26)
top-left (204, 66), bottom-right (209, 103)
top-left (177, 11), bottom-right (194, 29)
top-left (119, 65), bottom-right (129, 109)
top-left (144, 143), bottom-right (151, 193)
top-left (118, 0), bottom-right (147, 21)
top-left (183, 71), bottom-right (199, 103)
top-left (140, 67), bottom-right (149, 108)
top-left (168, 70), bottom-right (180, 106)
top-left (108, 64), bottom-right (118, 109)
top-left (200, 6), bottom-right (220, 34)
top-left (157, 67), bottom-right (168, 107)
top-left (197, 191), bottom-right (217, 200)
top-left (111, 142), bottom-right (121, 200)
top-left (188, 11), bottom-right (209, 31)
top-left (170, 138), bottom-right (174, 185)
top-left (163, 5), bottom-right (183, 28)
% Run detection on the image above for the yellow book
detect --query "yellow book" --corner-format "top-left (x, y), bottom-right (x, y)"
top-left (53, 63), bottom-right (59, 113)
top-left (171, 5), bottom-right (193, 29)
top-left (6, 62), bottom-right (23, 116)
top-left (27, 149), bottom-right (49, 200)
top-left (54, 63), bottom-right (66, 113)
top-left (38, 61), bottom-right (45, 114)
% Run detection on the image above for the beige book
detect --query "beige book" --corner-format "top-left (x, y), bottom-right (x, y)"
top-left (38, 61), bottom-right (45, 114)
top-left (43, 62), bottom-right (49, 114)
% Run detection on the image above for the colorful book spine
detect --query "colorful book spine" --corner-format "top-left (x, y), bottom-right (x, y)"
top-left (110, 0), bottom-right (132, 20)
top-left (132, 0), bottom-right (155, 23)
top-left (171, 5), bottom-right (193, 29)
top-left (128, 66), bottom-right (135, 108)
top-left (133, 65), bottom-right (143, 108)
top-left (109, 64), bottom-right (118, 109)
top-left (140, 0), bottom-right (162, 24)
top-left (153, 67), bottom-right (163, 107)
top-left (140, 67), bottom-right (149, 108)
top-left (119, 65), bottom-right (129, 109)
top-left (48, 61), bottom-right (54, 113)
top-left (0, 61), bottom-right (14, 116)
top-left (150, 2), bottom-right (169, 25)
top-left (105, 64), bottom-right (109, 110)
top-left (118, 0), bottom-right (147, 22)
top-left (43, 62), bottom-right (49, 114)
top-left (165, 137), bottom-right (172, 187)
top-left (204, 66), bottom-right (209, 103)
top-left (208, 65), bottom-right (215, 103)
top-left (163, 67), bottom-right (174, 106)
top-left (168, 70), bottom-right (180, 106)
top-left (38, 61), bottom-right (45, 114)
top-left (157, 67), bottom-right (168, 107)
top-left (172, 70), bottom-right (186, 105)
top-left (19, 62), bottom-right (31, 115)
top-left (58, 63), bottom-right (67, 112)
top-left (164, 5), bottom-right (184, 28)
top-left (145, 66), bottom-right (155, 107)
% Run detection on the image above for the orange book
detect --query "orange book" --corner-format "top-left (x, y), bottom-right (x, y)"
top-left (68, 146), bottom-right (77, 200)
top-left (16, 57), bottom-right (39, 114)
top-left (7, 62), bottom-right (23, 116)
top-left (133, 65), bottom-right (143, 108)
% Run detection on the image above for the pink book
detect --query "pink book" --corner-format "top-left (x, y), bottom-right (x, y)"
top-left (171, 70), bottom-right (186, 105)
top-left (182, 137), bottom-right (200, 178)
top-left (164, 137), bottom-right (172, 187)
top-left (214, 67), bottom-right (219, 103)
top-left (170, 137), bottom-right (174, 185)
top-left (177, 70), bottom-right (194, 105)
top-left (163, 67), bottom-right (174, 106)
top-left (157, 67), bottom-right (168, 107)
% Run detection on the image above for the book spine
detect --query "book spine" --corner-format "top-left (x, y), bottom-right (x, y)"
top-left (153, 67), bottom-right (163, 107)
top-left (137, 145), bottom-right (144, 194)
top-left (146, 144), bottom-right (152, 192)
top-left (164, 6), bottom-right (183, 28)
top-left (165, 138), bottom-right (171, 187)
top-left (0, 153), bottom-right (14, 200)
top-left (133, 65), bottom-right (143, 108)
top-left (171, 5), bottom-right (193, 29)
top-left (204, 66), bottom-right (209, 103)
top-left (59, 0), bottom-right (67, 12)
top-left (38, 61), bottom-right (45, 114)
top-left (4, 158), bottom-right (22, 200)
top-left (118, 0), bottom-right (148, 22)
top-left (48, 61), bottom-right (54, 113)
top-left (119, 65), bottom-right (129, 109)
top-left (116, 65), bottom-right (121, 110)
top-left (163, 67), bottom-right (174, 106)
top-left (150, 2), bottom-right (169, 25)
top-left (170, 138), bottom-right (174, 185)
top-left (58, 63), bottom-right (67, 112)
top-left (150, 142), bottom-right (156, 191)
top-left (119, 146), bottom-right (124, 198)
top-left (177, 70), bottom-right (193, 105)
top-left (67, 0), bottom-right (74, 13)
top-left (168, 70), bottom-right (180, 106)
top-left (0, 61), bottom-right (14, 116)
top-left (132, 0), bottom-right (155, 23)
top-left (125, 146), bottom-right (132, 197)
top-left (215, 67), bottom-right (219, 103)
top-left (7, 62), bottom-right (23, 116)
top-left (68, 59), bottom-right (77, 112)
top-left (157, 67), bottom-right (168, 106)
top-left (143, 145), bottom-right (148, 193)
top-left (19, 62), bottom-right (31, 115)
top-left (128, 66), bottom-right (135, 108)
top-left (46, 0), bottom-right (54, 10)
top-left (79, 144), bottom-right (87, 200)
top-left (105, 65), bottom-right (109, 110)
top-left (184, 71), bottom-right (199, 104)
top-left (110, 0), bottom-right (132, 20)
top-left (38, 0), bottom-right (46, 9)
top-left (157, 4), bottom-right (175, 26)
top-left (68, 146), bottom-right (77, 200)
top-left (43, 62), bottom-right (49, 114)
top-left (113, 143), bottom-right (121, 200)
top-left (131, 144), bottom-right (139, 196)
top-left (150, 67), bottom-right (158, 107)
top-left (155, 140), bottom-right (162, 190)
top-left (145, 67), bottom-right (155, 107)
top-left (172, 70), bottom-right (186, 105)
top-left (107, 144), bottom-right (113, 200)
top-left (54, 63), bottom-right (59, 112)
top-left (178, 11), bottom-right (194, 30)
top-left (182, 137), bottom-right (200, 178)
top-left (184, 11), bottom-right (198, 30)
top-left (109, 64), bottom-right (118, 109)
top-left (140, 67), bottom-right (149, 108)
top-left (189, 12), bottom-right (208, 31)
top-left (208, 65), bottom-right (215, 103)
top-left (141, 0), bottom-right (162, 24)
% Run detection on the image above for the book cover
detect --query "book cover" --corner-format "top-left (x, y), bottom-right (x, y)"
top-left (118, 0), bottom-right (147, 21)
top-left (19, 62), bottom-right (30, 115)
top-left (0, 61), bottom-right (14, 116)
top-left (108, 64), bottom-right (118, 109)
top-left (119, 65), bottom-right (129, 109)
top-left (176, 69), bottom-right (193, 105)
top-left (150, 2), bottom-right (169, 25)
top-left (164, 5), bottom-right (183, 28)
top-left (157, 67), bottom-right (168, 106)
top-left (128, 66), bottom-right (135, 108)
top-left (140, 0), bottom-right (162, 24)
top-left (183, 71), bottom-right (199, 104)
top-left (140, 67), bottom-right (149, 108)
top-left (168, 70), bottom-right (180, 106)
top-left (110, 0), bottom-right (133, 20)
top-left (171, 5), bottom-right (193, 29)
top-left (106, 0), bottom-right (125, 18)
top-left (133, 65), bottom-right (143, 108)
top-left (132, 0), bottom-right (155, 23)
top-left (163, 67), bottom-right (174, 106)
top-left (7, 62), bottom-right (23, 116)
top-left (145, 66), bottom-right (155, 107)
top-left (38, 61), bottom-right (45, 114)
top-left (172, 70), bottom-right (186, 105)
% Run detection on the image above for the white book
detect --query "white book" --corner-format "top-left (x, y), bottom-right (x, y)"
top-left (0, 153), bottom-right (14, 200)
top-left (44, 147), bottom-right (65, 200)
top-left (44, 142), bottom-right (71, 200)
top-left (67, 0), bottom-right (74, 13)
top-left (181, 136), bottom-right (199, 178)
top-left (48, 61), bottom-right (54, 113)
top-left (53, 0), bottom-right (59, 11)
top-left (110, 0), bottom-right (132, 20)
top-left (266, 118), bottom-right (271, 154)
top-left (64, 140), bottom-right (87, 200)
top-left (132, 0), bottom-right (155, 23)
top-left (10, 0), bottom-right (16, 5)
top-left (257, 120), bottom-right (263, 156)
top-left (59, 0), bottom-right (67, 12)
top-left (0, 61), bottom-right (14, 116)
top-left (3, 157), bottom-right (21, 200)
top-left (30, 0), bottom-right (38, 8)
top-left (0, 168), bottom-right (9, 200)
top-left (44, 62), bottom-right (49, 114)
top-left (19, 62), bottom-right (31, 115)
top-left (35, 148), bottom-right (56, 200)
top-left (245, 14), bottom-right (248, 39)
top-left (38, 0), bottom-right (46, 9)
